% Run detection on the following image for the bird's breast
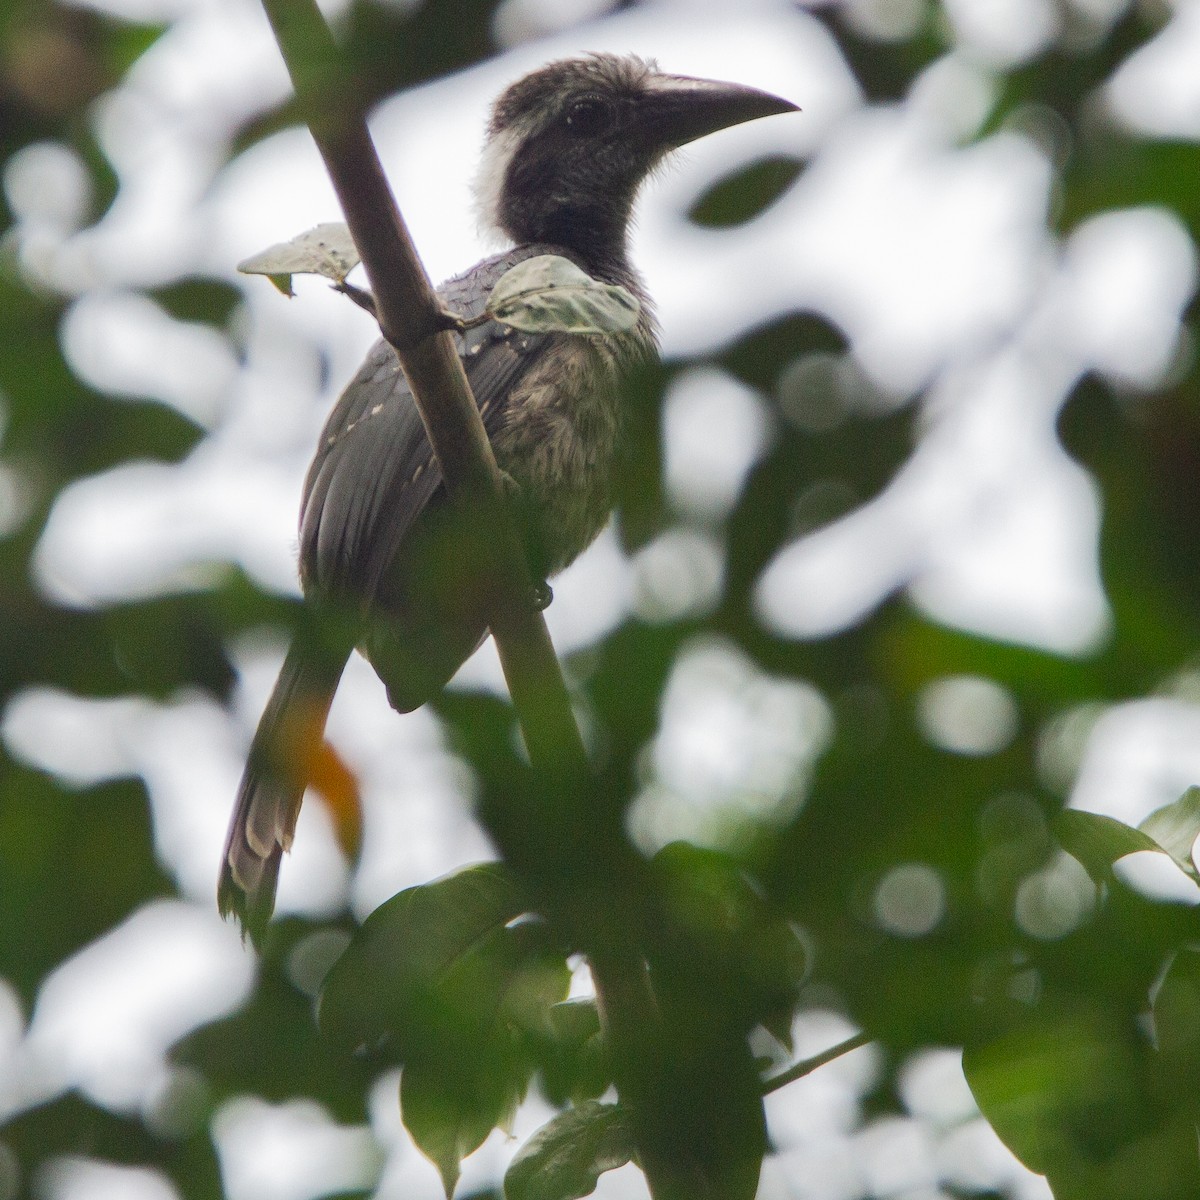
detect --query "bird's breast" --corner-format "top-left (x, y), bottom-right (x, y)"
top-left (492, 332), bottom-right (631, 576)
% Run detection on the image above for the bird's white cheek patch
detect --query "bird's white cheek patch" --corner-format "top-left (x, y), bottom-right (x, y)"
top-left (471, 125), bottom-right (527, 244)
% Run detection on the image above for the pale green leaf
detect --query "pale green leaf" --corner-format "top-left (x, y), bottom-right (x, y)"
top-left (237, 222), bottom-right (361, 293)
top-left (1139, 786), bottom-right (1200, 878)
top-left (486, 254), bottom-right (640, 335)
top-left (1054, 809), bottom-right (1162, 882)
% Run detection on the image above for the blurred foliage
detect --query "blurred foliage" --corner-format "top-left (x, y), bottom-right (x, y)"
top-left (4, 1), bottom-right (1200, 1199)
top-left (686, 155), bottom-right (807, 229)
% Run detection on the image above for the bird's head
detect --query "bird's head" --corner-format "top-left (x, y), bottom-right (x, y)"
top-left (474, 54), bottom-right (798, 270)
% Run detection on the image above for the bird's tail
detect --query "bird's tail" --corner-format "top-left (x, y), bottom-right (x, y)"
top-left (219, 633), bottom-right (350, 942)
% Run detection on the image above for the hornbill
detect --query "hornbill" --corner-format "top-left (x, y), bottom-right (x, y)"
top-left (220, 53), bottom-right (797, 937)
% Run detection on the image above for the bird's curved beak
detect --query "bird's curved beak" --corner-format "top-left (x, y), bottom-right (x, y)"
top-left (639, 73), bottom-right (800, 150)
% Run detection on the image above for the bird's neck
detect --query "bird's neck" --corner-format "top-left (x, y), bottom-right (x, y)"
top-left (512, 204), bottom-right (636, 285)
top-left (528, 222), bottom-right (650, 318)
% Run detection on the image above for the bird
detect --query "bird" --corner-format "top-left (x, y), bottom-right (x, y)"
top-left (219, 52), bottom-right (798, 939)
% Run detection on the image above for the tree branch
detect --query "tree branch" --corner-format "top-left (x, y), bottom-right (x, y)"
top-left (258, 0), bottom-right (587, 777)
top-left (256, 6), bottom-right (682, 1197)
top-left (762, 1032), bottom-right (872, 1096)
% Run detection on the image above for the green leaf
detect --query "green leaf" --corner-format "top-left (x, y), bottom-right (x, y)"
top-left (486, 255), bottom-right (640, 335)
top-left (318, 862), bottom-right (529, 1055)
top-left (151, 276), bottom-right (243, 324)
top-left (402, 1054), bottom-right (525, 1199)
top-left (237, 222), bottom-right (361, 296)
top-left (963, 1019), bottom-right (1124, 1179)
top-left (496, 920), bottom-right (572, 1038)
top-left (1151, 947), bottom-right (1200, 1132)
top-left (547, 999), bottom-right (601, 1045)
top-left (318, 866), bottom-right (571, 1196)
top-left (541, 1000), bottom-right (610, 1106)
top-left (687, 155), bottom-right (805, 229)
top-left (964, 1012), bottom-right (1200, 1200)
top-left (963, 1033), bottom-right (1057, 1175)
top-left (1139, 787), bottom-right (1200, 878)
top-left (1055, 809), bottom-right (1162, 882)
top-left (503, 1102), bottom-right (634, 1200)
top-left (650, 843), bottom-right (807, 1041)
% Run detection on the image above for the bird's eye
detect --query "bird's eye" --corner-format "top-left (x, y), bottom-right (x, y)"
top-left (565, 96), bottom-right (612, 135)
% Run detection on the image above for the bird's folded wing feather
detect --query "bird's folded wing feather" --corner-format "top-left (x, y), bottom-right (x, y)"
top-left (299, 245), bottom-right (566, 607)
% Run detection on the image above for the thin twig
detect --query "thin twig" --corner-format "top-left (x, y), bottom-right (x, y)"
top-left (762, 1032), bottom-right (873, 1096)
top-left (331, 279), bottom-right (377, 316)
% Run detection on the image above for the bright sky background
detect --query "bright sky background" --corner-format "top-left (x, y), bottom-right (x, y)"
top-left (3, 0), bottom-right (1200, 1197)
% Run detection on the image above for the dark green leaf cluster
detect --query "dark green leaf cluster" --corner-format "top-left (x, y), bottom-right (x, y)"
top-left (314, 864), bottom-right (641, 1198)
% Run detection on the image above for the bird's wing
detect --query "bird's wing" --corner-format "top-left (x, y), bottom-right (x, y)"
top-left (299, 246), bottom-right (563, 608)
